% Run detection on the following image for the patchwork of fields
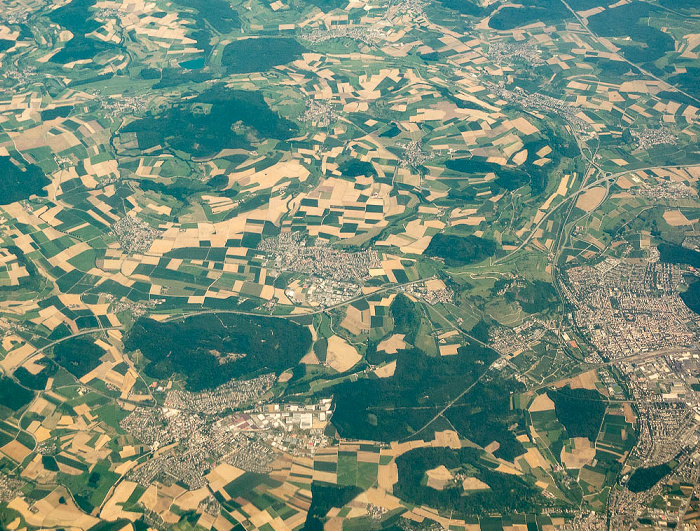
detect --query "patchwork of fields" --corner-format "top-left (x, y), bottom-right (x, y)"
top-left (0, 0), bottom-right (699, 528)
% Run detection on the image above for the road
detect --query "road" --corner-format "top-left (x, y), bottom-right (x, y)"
top-left (397, 353), bottom-right (504, 442)
top-left (163, 276), bottom-right (434, 322)
top-left (494, 163), bottom-right (700, 264)
top-left (3, 325), bottom-right (125, 377)
top-left (606, 345), bottom-right (699, 366)
top-left (3, 277), bottom-right (434, 378)
top-left (528, 345), bottom-right (698, 394)
top-left (558, 0), bottom-right (700, 108)
top-left (374, 316), bottom-right (695, 439)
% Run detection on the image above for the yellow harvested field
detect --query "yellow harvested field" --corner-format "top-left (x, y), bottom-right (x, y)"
top-left (522, 447), bottom-right (549, 470)
top-left (663, 210), bottom-right (694, 226)
top-left (424, 279), bottom-right (446, 291)
top-left (28, 396), bottom-right (53, 416)
top-left (374, 360), bottom-right (397, 378)
top-left (364, 487), bottom-right (403, 510)
top-left (617, 175), bottom-right (634, 189)
top-left (326, 336), bottom-right (362, 372)
top-left (433, 430), bottom-right (462, 449)
top-left (561, 437), bottom-right (596, 469)
top-left (575, 187), bottom-right (606, 212)
top-left (556, 369), bottom-right (598, 390)
top-left (100, 481), bottom-right (140, 521)
top-left (175, 487), bottom-right (213, 511)
top-left (20, 454), bottom-right (56, 483)
top-left (509, 117), bottom-right (539, 135)
top-left (536, 145), bottom-right (552, 157)
top-left (484, 441), bottom-right (500, 454)
top-left (278, 371), bottom-right (293, 383)
top-left (452, 216), bottom-right (485, 226)
top-left (21, 357), bottom-right (47, 376)
top-left (1, 440), bottom-right (32, 463)
top-left (556, 174), bottom-right (570, 196)
top-left (300, 350), bottom-right (320, 365)
top-left (529, 393), bottom-right (555, 412)
top-left (425, 465), bottom-right (453, 490)
top-left (206, 463), bottom-right (244, 493)
top-left (357, 451), bottom-right (381, 464)
top-left (33, 426), bottom-right (52, 443)
top-left (340, 306), bottom-right (369, 335)
top-left (680, 33), bottom-right (700, 59)
top-left (495, 463), bottom-right (521, 475)
top-left (376, 334), bottom-right (406, 354)
top-left (439, 344), bottom-right (460, 356)
top-left (462, 477), bottom-right (489, 491)
top-left (0, 342), bottom-right (36, 372)
top-left (512, 149), bottom-right (528, 165)
top-left (9, 488), bottom-right (99, 530)
top-left (377, 460), bottom-right (399, 491)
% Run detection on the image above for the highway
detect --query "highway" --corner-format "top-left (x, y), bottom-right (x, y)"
top-left (2, 277), bottom-right (434, 379)
top-left (3, 325), bottom-right (124, 377)
top-left (558, 0), bottom-right (700, 108)
top-left (494, 163), bottom-right (700, 264)
top-left (162, 276), bottom-right (435, 323)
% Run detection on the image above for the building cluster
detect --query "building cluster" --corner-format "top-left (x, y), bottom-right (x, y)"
top-left (164, 373), bottom-right (276, 415)
top-left (94, 7), bottom-right (121, 21)
top-left (490, 83), bottom-right (591, 137)
top-left (220, 399), bottom-right (333, 455)
top-left (198, 495), bottom-right (221, 518)
top-left (404, 280), bottom-right (453, 305)
top-left (633, 179), bottom-right (695, 201)
top-left (2, 9), bottom-right (30, 24)
top-left (260, 232), bottom-right (381, 282)
top-left (0, 474), bottom-right (24, 502)
top-left (108, 295), bottom-right (161, 318)
top-left (260, 232), bottom-right (385, 306)
top-left (120, 406), bottom-right (205, 449)
top-left (683, 235), bottom-right (700, 252)
top-left (35, 440), bottom-right (58, 457)
top-left (101, 95), bottom-right (147, 117)
top-left (596, 366), bottom-right (624, 399)
top-left (367, 503), bottom-right (389, 519)
top-left (394, 0), bottom-right (426, 17)
top-left (1, 66), bottom-right (40, 89)
top-left (561, 511), bottom-right (607, 531)
top-left (608, 438), bottom-right (700, 530)
top-left (605, 348), bottom-right (700, 528)
top-left (124, 407), bottom-right (276, 488)
top-left (561, 257), bottom-right (697, 360)
top-left (304, 278), bottom-right (362, 307)
top-left (621, 351), bottom-right (700, 466)
top-left (259, 425), bottom-right (330, 456)
top-left (121, 398), bottom-right (333, 488)
top-left (111, 214), bottom-right (160, 254)
top-left (488, 42), bottom-right (545, 65)
top-left (302, 26), bottom-right (385, 46)
top-left (221, 399), bottom-right (332, 433)
top-left (399, 140), bottom-right (436, 168)
top-left (631, 127), bottom-right (678, 149)
top-left (129, 441), bottom-right (210, 489)
top-left (299, 99), bottom-right (339, 128)
top-left (489, 317), bottom-right (554, 356)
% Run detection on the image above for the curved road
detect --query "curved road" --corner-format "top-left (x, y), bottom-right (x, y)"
top-left (494, 163), bottom-right (700, 264)
top-left (4, 326), bottom-right (124, 377)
